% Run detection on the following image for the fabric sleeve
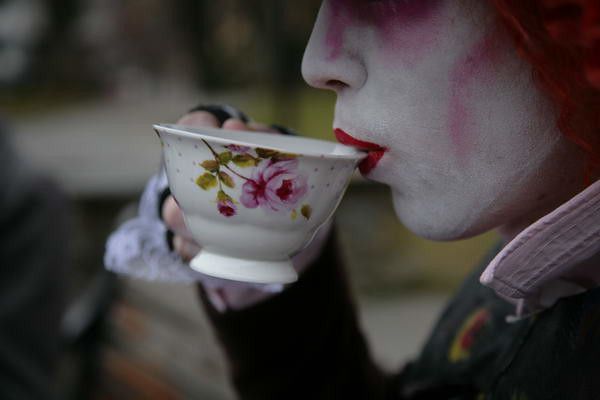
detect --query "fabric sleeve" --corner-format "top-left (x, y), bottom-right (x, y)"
top-left (197, 230), bottom-right (405, 399)
top-left (104, 166), bottom-right (204, 283)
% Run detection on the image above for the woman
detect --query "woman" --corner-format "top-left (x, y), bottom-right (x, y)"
top-left (106, 1), bottom-right (600, 398)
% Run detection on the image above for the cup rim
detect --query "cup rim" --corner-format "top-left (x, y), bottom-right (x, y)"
top-left (154, 123), bottom-right (368, 162)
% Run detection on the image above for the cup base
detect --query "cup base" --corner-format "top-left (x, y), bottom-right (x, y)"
top-left (189, 251), bottom-right (298, 284)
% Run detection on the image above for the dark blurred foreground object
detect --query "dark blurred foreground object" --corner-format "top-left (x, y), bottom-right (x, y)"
top-left (0, 122), bottom-right (120, 400)
top-left (0, 125), bottom-right (69, 399)
top-left (0, 0), bottom-right (47, 88)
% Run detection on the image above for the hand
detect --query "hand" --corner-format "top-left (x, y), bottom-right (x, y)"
top-left (162, 111), bottom-right (279, 262)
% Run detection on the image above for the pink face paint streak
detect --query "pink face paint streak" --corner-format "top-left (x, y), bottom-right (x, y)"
top-left (325, 0), bottom-right (349, 60)
top-left (448, 26), bottom-right (502, 163)
top-left (325, 0), bottom-right (443, 62)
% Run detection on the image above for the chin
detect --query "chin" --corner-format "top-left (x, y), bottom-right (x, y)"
top-left (391, 191), bottom-right (490, 242)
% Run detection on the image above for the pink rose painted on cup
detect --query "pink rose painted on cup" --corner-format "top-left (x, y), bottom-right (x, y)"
top-left (195, 140), bottom-right (312, 220)
top-left (241, 159), bottom-right (308, 212)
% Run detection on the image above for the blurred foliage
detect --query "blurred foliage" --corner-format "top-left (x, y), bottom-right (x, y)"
top-left (10, 0), bottom-right (321, 93)
top-left (5, 0), bottom-right (324, 126)
top-left (213, 87), bottom-right (337, 140)
top-left (175, 0), bottom-right (321, 89)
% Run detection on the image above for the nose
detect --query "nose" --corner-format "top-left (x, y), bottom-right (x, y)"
top-left (301, 2), bottom-right (367, 93)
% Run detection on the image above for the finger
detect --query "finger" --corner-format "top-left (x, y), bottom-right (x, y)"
top-left (177, 111), bottom-right (220, 127)
top-left (222, 118), bottom-right (248, 131)
top-left (162, 196), bottom-right (193, 239)
top-left (247, 121), bottom-right (279, 133)
top-left (173, 235), bottom-right (202, 262)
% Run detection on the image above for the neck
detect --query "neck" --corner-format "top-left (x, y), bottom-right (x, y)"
top-left (496, 177), bottom-right (591, 245)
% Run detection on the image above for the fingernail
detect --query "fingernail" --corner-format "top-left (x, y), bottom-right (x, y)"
top-left (223, 118), bottom-right (246, 130)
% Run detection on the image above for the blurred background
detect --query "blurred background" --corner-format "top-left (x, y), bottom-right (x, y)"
top-left (1, 0), bottom-right (500, 398)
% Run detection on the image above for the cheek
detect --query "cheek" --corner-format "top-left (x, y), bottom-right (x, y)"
top-left (446, 25), bottom-right (505, 164)
top-left (325, 0), bottom-right (444, 62)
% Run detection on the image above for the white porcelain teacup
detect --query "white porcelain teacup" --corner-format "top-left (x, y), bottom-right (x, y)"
top-left (154, 123), bottom-right (366, 284)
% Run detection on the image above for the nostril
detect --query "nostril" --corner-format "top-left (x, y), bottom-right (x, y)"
top-left (326, 79), bottom-right (348, 90)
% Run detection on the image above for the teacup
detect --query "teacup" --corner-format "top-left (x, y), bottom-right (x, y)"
top-left (154, 123), bottom-right (366, 284)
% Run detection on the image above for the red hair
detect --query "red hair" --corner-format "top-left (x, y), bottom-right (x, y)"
top-left (491, 0), bottom-right (600, 186)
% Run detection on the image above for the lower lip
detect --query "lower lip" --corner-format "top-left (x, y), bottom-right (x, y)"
top-left (334, 128), bottom-right (386, 174)
top-left (359, 150), bottom-right (386, 175)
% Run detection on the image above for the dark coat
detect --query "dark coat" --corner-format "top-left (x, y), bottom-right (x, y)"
top-left (198, 232), bottom-right (600, 399)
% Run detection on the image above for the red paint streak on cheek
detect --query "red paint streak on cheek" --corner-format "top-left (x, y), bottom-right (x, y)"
top-left (377, 1), bottom-right (444, 66)
top-left (370, 0), bottom-right (443, 37)
top-left (448, 27), bottom-right (502, 161)
top-left (325, 0), bottom-right (443, 61)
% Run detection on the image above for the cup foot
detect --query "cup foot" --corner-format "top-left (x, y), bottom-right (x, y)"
top-left (189, 252), bottom-right (298, 284)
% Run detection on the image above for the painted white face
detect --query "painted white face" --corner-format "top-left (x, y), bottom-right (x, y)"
top-left (302, 0), bottom-right (585, 241)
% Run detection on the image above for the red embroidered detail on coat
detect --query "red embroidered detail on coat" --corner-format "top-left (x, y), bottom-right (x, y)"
top-left (449, 308), bottom-right (491, 362)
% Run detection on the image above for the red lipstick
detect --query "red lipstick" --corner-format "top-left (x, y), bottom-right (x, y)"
top-left (334, 128), bottom-right (387, 174)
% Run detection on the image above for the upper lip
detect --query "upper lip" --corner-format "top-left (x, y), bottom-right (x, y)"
top-left (334, 128), bottom-right (386, 151)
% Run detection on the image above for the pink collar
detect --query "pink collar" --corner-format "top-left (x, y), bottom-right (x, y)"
top-left (480, 179), bottom-right (600, 319)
